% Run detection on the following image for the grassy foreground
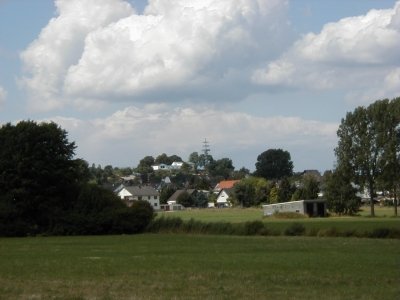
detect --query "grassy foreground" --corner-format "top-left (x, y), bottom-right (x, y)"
top-left (0, 234), bottom-right (399, 299)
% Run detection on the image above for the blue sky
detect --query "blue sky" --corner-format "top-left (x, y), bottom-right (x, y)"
top-left (0, 0), bottom-right (399, 172)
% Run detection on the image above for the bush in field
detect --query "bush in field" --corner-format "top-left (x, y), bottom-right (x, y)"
top-left (147, 216), bottom-right (183, 232)
top-left (112, 201), bottom-right (154, 234)
top-left (242, 221), bottom-right (265, 235)
top-left (369, 228), bottom-right (400, 239)
top-left (284, 223), bottom-right (306, 236)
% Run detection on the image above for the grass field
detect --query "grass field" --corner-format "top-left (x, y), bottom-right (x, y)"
top-left (0, 234), bottom-right (399, 299)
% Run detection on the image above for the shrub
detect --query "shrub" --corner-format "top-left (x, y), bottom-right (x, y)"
top-left (317, 227), bottom-right (339, 237)
top-left (284, 223), bottom-right (306, 236)
top-left (369, 228), bottom-right (391, 239)
top-left (243, 221), bottom-right (265, 235)
top-left (147, 216), bottom-right (183, 233)
top-left (112, 200), bottom-right (154, 234)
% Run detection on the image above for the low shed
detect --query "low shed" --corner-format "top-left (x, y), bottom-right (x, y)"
top-left (263, 199), bottom-right (326, 217)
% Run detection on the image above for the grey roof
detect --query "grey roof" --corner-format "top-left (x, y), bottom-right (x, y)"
top-left (168, 189), bottom-right (196, 202)
top-left (124, 185), bottom-right (159, 197)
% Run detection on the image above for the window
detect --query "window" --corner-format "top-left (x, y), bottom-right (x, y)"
top-left (138, 196), bottom-right (142, 201)
top-left (154, 203), bottom-right (158, 207)
top-left (154, 196), bottom-right (158, 199)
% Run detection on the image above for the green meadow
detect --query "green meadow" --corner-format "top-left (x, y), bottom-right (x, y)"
top-left (0, 234), bottom-right (399, 299)
top-left (157, 206), bottom-right (400, 235)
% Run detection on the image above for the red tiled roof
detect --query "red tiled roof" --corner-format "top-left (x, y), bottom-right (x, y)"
top-left (215, 180), bottom-right (240, 190)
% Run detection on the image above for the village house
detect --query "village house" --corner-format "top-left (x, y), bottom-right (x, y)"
top-left (210, 180), bottom-right (240, 208)
top-left (117, 185), bottom-right (160, 210)
top-left (151, 161), bottom-right (185, 171)
top-left (213, 180), bottom-right (240, 193)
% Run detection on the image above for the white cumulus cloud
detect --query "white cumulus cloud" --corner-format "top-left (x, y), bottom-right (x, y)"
top-left (21, 0), bottom-right (290, 111)
top-left (0, 85), bottom-right (7, 107)
top-left (20, 0), bottom-right (135, 111)
top-left (253, 1), bottom-right (400, 104)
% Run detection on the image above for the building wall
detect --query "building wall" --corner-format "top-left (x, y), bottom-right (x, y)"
top-left (263, 200), bottom-right (326, 217)
top-left (118, 189), bottom-right (132, 200)
top-left (263, 201), bottom-right (305, 216)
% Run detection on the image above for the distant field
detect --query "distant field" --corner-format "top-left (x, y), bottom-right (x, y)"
top-left (0, 234), bottom-right (399, 299)
top-left (157, 206), bottom-right (400, 234)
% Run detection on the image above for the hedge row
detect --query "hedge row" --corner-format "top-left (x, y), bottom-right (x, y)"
top-left (146, 217), bottom-right (400, 239)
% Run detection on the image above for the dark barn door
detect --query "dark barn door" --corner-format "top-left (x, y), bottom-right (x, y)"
top-left (306, 203), bottom-right (314, 217)
top-left (317, 203), bottom-right (325, 217)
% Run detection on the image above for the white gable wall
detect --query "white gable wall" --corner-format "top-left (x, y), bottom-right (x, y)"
top-left (118, 188), bottom-right (133, 200)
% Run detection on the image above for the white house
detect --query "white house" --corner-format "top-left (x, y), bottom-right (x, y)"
top-left (170, 161), bottom-right (184, 169)
top-left (151, 164), bottom-right (170, 171)
top-left (215, 188), bottom-right (234, 208)
top-left (263, 199), bottom-right (326, 217)
top-left (118, 185), bottom-right (160, 210)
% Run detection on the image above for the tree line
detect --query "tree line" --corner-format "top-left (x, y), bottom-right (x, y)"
top-left (0, 121), bottom-right (154, 236)
top-left (326, 97), bottom-right (400, 216)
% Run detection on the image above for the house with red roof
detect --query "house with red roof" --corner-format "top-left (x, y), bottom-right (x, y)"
top-left (212, 180), bottom-right (240, 208)
top-left (213, 180), bottom-right (240, 192)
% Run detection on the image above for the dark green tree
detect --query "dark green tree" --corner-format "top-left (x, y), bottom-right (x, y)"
top-left (254, 149), bottom-right (293, 180)
top-left (233, 181), bottom-right (255, 207)
top-left (324, 169), bottom-right (361, 215)
top-left (0, 121), bottom-right (87, 235)
top-left (159, 185), bottom-right (177, 204)
top-left (154, 153), bottom-right (182, 165)
top-left (176, 191), bottom-right (194, 207)
top-left (302, 175), bottom-right (320, 199)
top-left (232, 177), bottom-right (269, 207)
top-left (277, 177), bottom-right (294, 202)
top-left (193, 191), bottom-right (208, 208)
top-left (208, 157), bottom-right (235, 179)
top-left (136, 156), bottom-right (155, 183)
top-left (377, 98), bottom-right (400, 216)
top-left (232, 167), bottom-right (250, 180)
top-left (188, 152), bottom-right (200, 170)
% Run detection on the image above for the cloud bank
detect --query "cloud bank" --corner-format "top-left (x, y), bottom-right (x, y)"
top-left (49, 105), bottom-right (338, 171)
top-left (253, 1), bottom-right (400, 104)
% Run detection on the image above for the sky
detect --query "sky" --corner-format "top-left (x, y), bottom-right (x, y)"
top-left (0, 0), bottom-right (399, 173)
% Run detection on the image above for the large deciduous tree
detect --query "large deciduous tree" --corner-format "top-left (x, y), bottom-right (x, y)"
top-left (378, 98), bottom-right (400, 216)
top-left (232, 177), bottom-right (269, 207)
top-left (208, 157), bottom-right (235, 179)
top-left (0, 121), bottom-right (86, 234)
top-left (254, 149), bottom-right (293, 180)
top-left (335, 98), bottom-right (400, 217)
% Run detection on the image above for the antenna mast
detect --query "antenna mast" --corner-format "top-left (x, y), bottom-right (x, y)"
top-left (202, 138), bottom-right (211, 166)
top-left (202, 138), bottom-right (210, 156)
